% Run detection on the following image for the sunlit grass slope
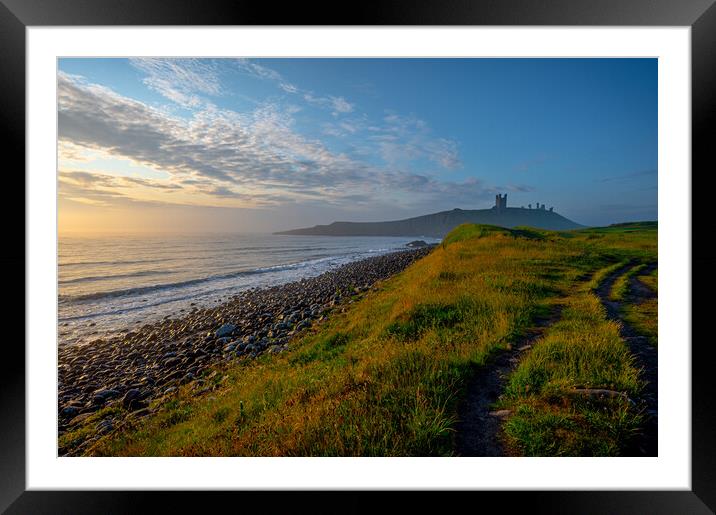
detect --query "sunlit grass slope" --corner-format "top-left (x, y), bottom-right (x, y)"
top-left (87, 222), bottom-right (656, 457)
top-left (499, 225), bottom-right (656, 456)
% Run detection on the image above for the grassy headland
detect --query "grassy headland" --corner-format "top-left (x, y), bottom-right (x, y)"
top-left (78, 222), bottom-right (657, 457)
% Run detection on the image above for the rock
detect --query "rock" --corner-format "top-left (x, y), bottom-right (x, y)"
top-left (121, 389), bottom-right (142, 409)
top-left (90, 395), bottom-right (107, 406)
top-left (163, 357), bottom-right (180, 367)
top-left (215, 323), bottom-right (236, 338)
top-left (68, 412), bottom-right (93, 426)
top-left (489, 410), bottom-right (511, 418)
top-left (93, 388), bottom-right (120, 400)
top-left (128, 399), bottom-right (148, 412)
top-left (57, 247), bottom-right (434, 455)
top-left (161, 370), bottom-right (184, 384)
top-left (60, 406), bottom-right (80, 419)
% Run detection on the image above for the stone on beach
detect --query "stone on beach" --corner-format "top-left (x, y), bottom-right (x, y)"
top-left (215, 323), bottom-right (237, 338)
top-left (57, 247), bottom-right (434, 454)
top-left (121, 388), bottom-right (142, 409)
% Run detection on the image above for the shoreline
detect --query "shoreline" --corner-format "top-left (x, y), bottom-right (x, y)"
top-left (58, 246), bottom-right (433, 452)
top-left (58, 238), bottom-right (438, 347)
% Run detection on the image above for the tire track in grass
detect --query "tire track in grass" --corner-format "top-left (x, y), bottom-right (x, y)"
top-left (628, 262), bottom-right (658, 301)
top-left (595, 261), bottom-right (658, 457)
top-left (454, 304), bottom-right (563, 456)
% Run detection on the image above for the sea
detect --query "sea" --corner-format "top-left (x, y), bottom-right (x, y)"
top-left (58, 233), bottom-right (440, 347)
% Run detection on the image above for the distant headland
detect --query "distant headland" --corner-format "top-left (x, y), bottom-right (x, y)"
top-left (275, 194), bottom-right (584, 237)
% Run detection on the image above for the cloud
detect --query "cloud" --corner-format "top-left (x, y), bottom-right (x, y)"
top-left (367, 113), bottom-right (462, 170)
top-left (598, 169), bottom-right (657, 183)
top-left (279, 83), bottom-right (299, 94)
top-left (330, 96), bottom-right (354, 114)
top-left (228, 58), bottom-right (355, 116)
top-left (126, 59), bottom-right (458, 172)
top-left (234, 58), bottom-right (284, 82)
top-left (505, 184), bottom-right (535, 193)
top-left (120, 176), bottom-right (183, 190)
top-left (599, 202), bottom-right (658, 212)
top-left (59, 170), bottom-right (180, 193)
top-left (129, 58), bottom-right (222, 108)
top-left (302, 93), bottom-right (354, 116)
top-left (59, 170), bottom-right (133, 207)
top-left (58, 72), bottom-right (482, 212)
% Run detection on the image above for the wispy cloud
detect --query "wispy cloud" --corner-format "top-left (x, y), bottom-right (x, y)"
top-left (231, 58), bottom-right (355, 116)
top-left (504, 184), bottom-right (536, 193)
top-left (234, 58), bottom-right (284, 82)
top-left (598, 169), bottom-right (657, 183)
top-left (58, 70), bottom-right (477, 212)
top-left (129, 58), bottom-right (222, 108)
top-left (368, 113), bottom-right (462, 170)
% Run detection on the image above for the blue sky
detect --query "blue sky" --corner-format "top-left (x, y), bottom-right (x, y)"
top-left (58, 58), bottom-right (657, 233)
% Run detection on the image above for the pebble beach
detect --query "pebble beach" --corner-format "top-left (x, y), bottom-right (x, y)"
top-left (58, 246), bottom-right (433, 454)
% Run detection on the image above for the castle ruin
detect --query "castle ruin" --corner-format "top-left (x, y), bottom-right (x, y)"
top-left (496, 194), bottom-right (554, 212)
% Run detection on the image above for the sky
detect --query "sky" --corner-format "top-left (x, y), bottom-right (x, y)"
top-left (57, 58), bottom-right (657, 234)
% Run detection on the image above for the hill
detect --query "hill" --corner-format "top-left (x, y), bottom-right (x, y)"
top-left (274, 207), bottom-right (584, 237)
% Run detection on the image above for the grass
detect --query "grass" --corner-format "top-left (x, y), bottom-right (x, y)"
top-left (610, 263), bottom-right (647, 301)
top-left (78, 222), bottom-right (656, 457)
top-left (498, 280), bottom-right (644, 456)
top-left (498, 224), bottom-right (656, 455)
top-left (621, 268), bottom-right (658, 346)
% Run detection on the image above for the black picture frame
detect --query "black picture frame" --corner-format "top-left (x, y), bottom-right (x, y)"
top-left (3, 0), bottom-right (714, 512)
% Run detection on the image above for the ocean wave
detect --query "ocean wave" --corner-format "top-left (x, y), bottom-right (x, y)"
top-left (58, 255), bottom-right (346, 303)
top-left (58, 246), bottom-right (335, 268)
top-left (59, 257), bottom-right (167, 267)
top-left (59, 269), bottom-right (173, 285)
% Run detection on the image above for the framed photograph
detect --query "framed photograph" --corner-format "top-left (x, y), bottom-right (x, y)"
top-left (5, 0), bottom-right (715, 512)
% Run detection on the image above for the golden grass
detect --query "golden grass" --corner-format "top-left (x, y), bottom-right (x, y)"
top-left (83, 223), bottom-right (657, 457)
top-left (500, 278), bottom-right (645, 456)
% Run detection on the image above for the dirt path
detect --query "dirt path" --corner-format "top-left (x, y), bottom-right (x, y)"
top-left (454, 306), bottom-right (561, 456)
top-left (628, 263), bottom-right (657, 301)
top-left (595, 261), bottom-right (658, 457)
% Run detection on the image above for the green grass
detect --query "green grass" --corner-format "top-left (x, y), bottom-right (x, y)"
top-left (638, 268), bottom-right (658, 293)
top-left (622, 268), bottom-right (658, 346)
top-left (610, 263), bottom-right (647, 301)
top-left (82, 222), bottom-right (656, 457)
top-left (498, 283), bottom-right (644, 456)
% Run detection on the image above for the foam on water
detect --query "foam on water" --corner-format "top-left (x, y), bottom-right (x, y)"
top-left (58, 233), bottom-right (439, 346)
